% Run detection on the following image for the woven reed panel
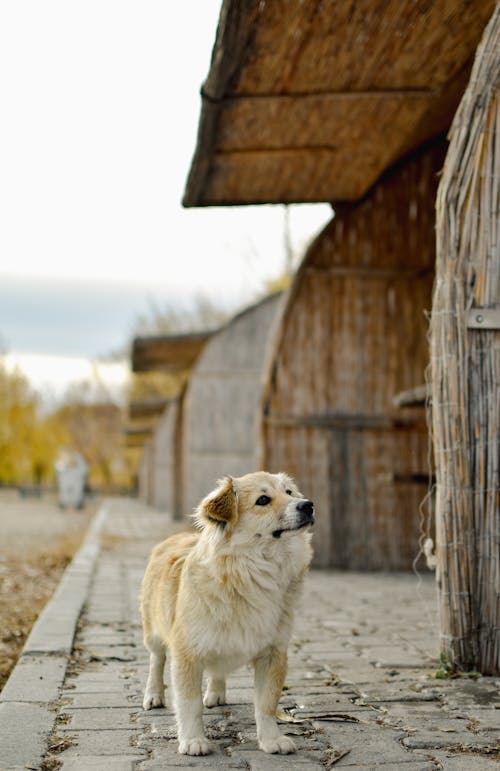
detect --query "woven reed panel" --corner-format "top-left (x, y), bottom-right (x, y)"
top-left (431, 5), bottom-right (500, 674)
top-left (152, 393), bottom-right (185, 519)
top-left (260, 140), bottom-right (446, 568)
top-left (184, 0), bottom-right (493, 205)
top-left (138, 441), bottom-right (155, 507)
top-left (182, 294), bottom-right (283, 517)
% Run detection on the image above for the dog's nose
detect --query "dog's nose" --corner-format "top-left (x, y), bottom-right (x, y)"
top-left (297, 499), bottom-right (314, 516)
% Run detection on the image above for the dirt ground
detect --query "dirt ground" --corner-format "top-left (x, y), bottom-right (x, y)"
top-left (0, 492), bottom-right (95, 691)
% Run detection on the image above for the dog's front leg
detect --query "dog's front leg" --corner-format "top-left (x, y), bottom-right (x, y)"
top-left (253, 647), bottom-right (296, 754)
top-left (171, 649), bottom-right (212, 756)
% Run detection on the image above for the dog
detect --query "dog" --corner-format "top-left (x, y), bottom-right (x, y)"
top-left (140, 471), bottom-right (314, 756)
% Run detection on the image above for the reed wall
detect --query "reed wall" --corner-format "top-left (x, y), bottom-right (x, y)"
top-left (261, 141), bottom-right (446, 568)
top-left (431, 6), bottom-right (499, 674)
top-left (152, 392), bottom-right (185, 519)
top-left (138, 440), bottom-right (154, 506)
top-left (182, 294), bottom-right (283, 516)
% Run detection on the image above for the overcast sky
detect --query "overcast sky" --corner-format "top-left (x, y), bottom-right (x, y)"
top-left (0, 0), bottom-right (331, 381)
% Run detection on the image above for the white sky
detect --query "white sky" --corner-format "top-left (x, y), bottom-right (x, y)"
top-left (4, 351), bottom-right (128, 408)
top-left (0, 1), bottom-right (331, 398)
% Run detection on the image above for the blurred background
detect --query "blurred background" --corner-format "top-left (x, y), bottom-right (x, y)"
top-left (0, 0), bottom-right (330, 495)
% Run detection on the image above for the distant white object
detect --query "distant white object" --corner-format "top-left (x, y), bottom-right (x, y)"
top-left (55, 450), bottom-right (88, 509)
top-left (423, 537), bottom-right (437, 570)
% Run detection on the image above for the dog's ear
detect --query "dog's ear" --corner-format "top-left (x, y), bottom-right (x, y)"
top-left (194, 476), bottom-right (237, 529)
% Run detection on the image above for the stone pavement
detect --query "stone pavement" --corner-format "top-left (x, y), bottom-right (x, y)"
top-left (0, 499), bottom-right (498, 770)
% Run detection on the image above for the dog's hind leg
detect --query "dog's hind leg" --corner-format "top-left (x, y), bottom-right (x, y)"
top-left (143, 636), bottom-right (166, 710)
top-left (203, 675), bottom-right (226, 707)
top-left (171, 649), bottom-right (212, 756)
top-left (253, 647), bottom-right (296, 754)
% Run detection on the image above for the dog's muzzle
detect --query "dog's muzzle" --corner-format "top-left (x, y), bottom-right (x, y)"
top-left (272, 499), bottom-right (315, 538)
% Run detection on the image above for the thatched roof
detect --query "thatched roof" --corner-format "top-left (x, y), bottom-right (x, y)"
top-left (128, 397), bottom-right (172, 420)
top-left (183, 0), bottom-right (494, 206)
top-left (131, 332), bottom-right (213, 373)
top-left (124, 426), bottom-right (153, 449)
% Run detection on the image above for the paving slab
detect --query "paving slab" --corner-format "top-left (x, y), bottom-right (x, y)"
top-left (68, 692), bottom-right (137, 708)
top-left (64, 678), bottom-right (132, 694)
top-left (137, 746), bottom-right (250, 769)
top-left (402, 733), bottom-right (498, 751)
top-left (222, 747), bottom-right (325, 769)
top-left (0, 652), bottom-right (68, 703)
top-left (0, 505), bottom-right (107, 771)
top-left (0, 701), bottom-right (56, 768)
top-left (427, 752), bottom-right (500, 770)
top-left (61, 757), bottom-right (139, 771)
top-left (57, 729), bottom-right (146, 756)
top-left (1, 497), bottom-right (499, 771)
top-left (334, 764), bottom-right (437, 770)
top-left (60, 706), bottom-right (141, 730)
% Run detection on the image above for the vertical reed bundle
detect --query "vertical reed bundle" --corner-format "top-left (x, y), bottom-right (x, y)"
top-left (431, 5), bottom-right (499, 674)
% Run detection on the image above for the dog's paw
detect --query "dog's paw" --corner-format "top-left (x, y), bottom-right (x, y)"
top-left (142, 690), bottom-right (165, 710)
top-left (260, 735), bottom-right (297, 754)
top-left (203, 690), bottom-right (226, 707)
top-left (178, 736), bottom-right (212, 756)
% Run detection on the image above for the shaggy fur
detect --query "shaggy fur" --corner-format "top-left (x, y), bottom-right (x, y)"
top-left (140, 471), bottom-right (314, 756)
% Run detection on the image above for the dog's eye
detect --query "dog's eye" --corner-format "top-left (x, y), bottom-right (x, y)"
top-left (285, 489), bottom-right (292, 496)
top-left (255, 495), bottom-right (271, 506)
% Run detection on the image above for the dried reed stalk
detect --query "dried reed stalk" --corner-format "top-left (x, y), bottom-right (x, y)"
top-left (431, 5), bottom-right (500, 674)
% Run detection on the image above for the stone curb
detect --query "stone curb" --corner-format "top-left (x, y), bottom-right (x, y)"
top-left (0, 502), bottom-right (109, 770)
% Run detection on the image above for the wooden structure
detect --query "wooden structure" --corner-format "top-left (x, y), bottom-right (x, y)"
top-left (132, 392), bottom-right (186, 515)
top-left (132, 332), bottom-right (213, 373)
top-left (183, 0), bottom-right (495, 577)
top-left (431, 8), bottom-right (499, 674)
top-left (130, 333), bottom-right (215, 509)
top-left (131, 295), bottom-right (283, 518)
top-left (184, 0), bottom-right (493, 207)
top-left (150, 392), bottom-right (185, 517)
top-left (137, 440), bottom-right (154, 505)
top-left (262, 141), bottom-right (445, 568)
top-left (182, 293), bottom-right (283, 515)
top-left (125, 426), bottom-right (153, 448)
top-left (130, 395), bottom-right (186, 515)
top-left (128, 397), bottom-right (170, 421)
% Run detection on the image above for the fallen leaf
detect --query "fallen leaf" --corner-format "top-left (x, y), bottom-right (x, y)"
top-left (324, 749), bottom-right (351, 769)
top-left (276, 708), bottom-right (360, 724)
top-left (309, 712), bottom-right (360, 723)
top-left (276, 708), bottom-right (309, 723)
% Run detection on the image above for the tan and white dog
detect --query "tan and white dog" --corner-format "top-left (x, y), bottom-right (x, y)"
top-left (140, 471), bottom-right (314, 756)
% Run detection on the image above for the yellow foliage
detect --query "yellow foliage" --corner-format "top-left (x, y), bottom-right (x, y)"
top-left (0, 358), bottom-right (133, 491)
top-left (52, 401), bottom-right (130, 491)
top-left (0, 361), bottom-right (69, 485)
top-left (128, 370), bottom-right (188, 403)
top-left (264, 273), bottom-right (292, 294)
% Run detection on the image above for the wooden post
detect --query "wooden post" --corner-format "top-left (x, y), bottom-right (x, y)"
top-left (431, 7), bottom-right (499, 674)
